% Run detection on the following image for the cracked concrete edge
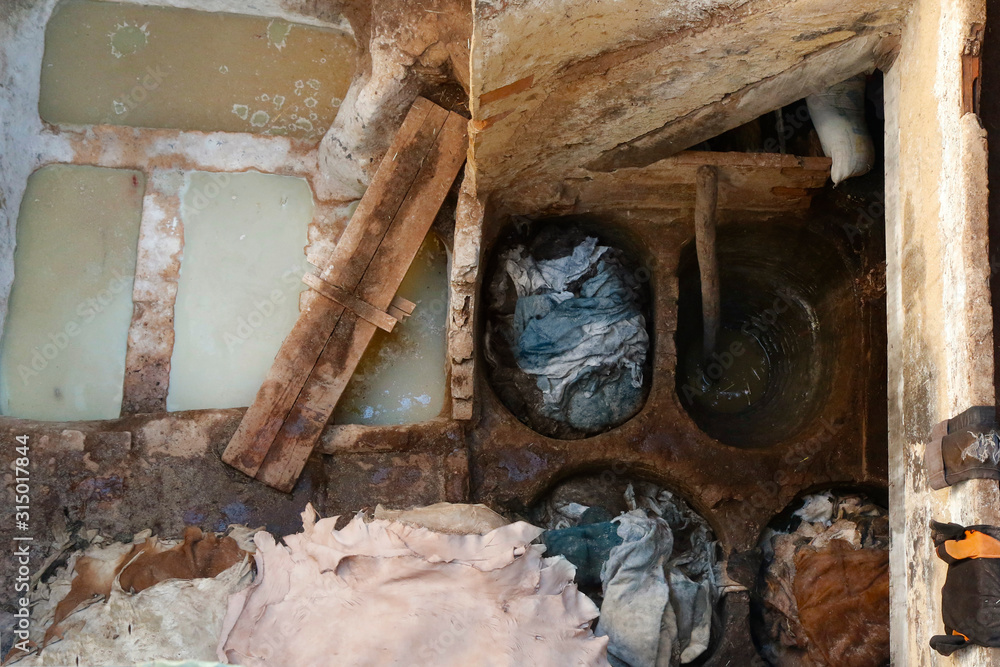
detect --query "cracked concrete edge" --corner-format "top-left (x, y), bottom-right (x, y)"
top-left (449, 168), bottom-right (482, 421)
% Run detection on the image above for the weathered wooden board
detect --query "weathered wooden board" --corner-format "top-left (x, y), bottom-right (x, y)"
top-left (448, 174), bottom-right (483, 421)
top-left (222, 98), bottom-right (444, 476)
top-left (256, 110), bottom-right (469, 491)
top-left (222, 97), bottom-right (468, 490)
top-left (567, 151), bottom-right (832, 213)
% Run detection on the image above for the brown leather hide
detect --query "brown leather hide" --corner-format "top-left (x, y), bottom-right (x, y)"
top-left (44, 527), bottom-right (243, 645)
top-left (118, 526), bottom-right (243, 593)
top-left (793, 539), bottom-right (889, 667)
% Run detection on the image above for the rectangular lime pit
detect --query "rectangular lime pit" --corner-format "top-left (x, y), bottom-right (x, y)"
top-left (40, 0), bottom-right (356, 141)
top-left (167, 170), bottom-right (314, 412)
top-left (333, 233), bottom-right (450, 426)
top-left (168, 169), bottom-right (451, 425)
top-left (0, 165), bottom-right (144, 421)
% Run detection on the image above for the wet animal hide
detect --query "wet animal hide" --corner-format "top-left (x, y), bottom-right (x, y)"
top-left (218, 504), bottom-right (610, 666)
top-left (758, 492), bottom-right (889, 666)
top-left (372, 501), bottom-right (508, 534)
top-left (793, 540), bottom-right (890, 667)
top-left (42, 527), bottom-right (244, 645)
top-left (118, 528), bottom-right (245, 594)
top-left (9, 560), bottom-right (250, 666)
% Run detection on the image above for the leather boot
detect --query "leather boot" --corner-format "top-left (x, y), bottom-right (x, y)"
top-left (927, 406), bottom-right (1000, 490)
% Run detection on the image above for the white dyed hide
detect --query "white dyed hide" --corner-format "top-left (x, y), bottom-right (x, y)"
top-left (218, 505), bottom-right (610, 666)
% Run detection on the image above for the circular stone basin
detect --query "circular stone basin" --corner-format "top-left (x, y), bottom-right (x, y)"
top-left (529, 473), bottom-right (721, 663)
top-left (751, 488), bottom-right (889, 666)
top-left (675, 223), bottom-right (857, 448)
top-left (483, 216), bottom-right (653, 439)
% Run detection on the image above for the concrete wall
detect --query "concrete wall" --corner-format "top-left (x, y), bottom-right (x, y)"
top-left (884, 0), bottom-right (998, 661)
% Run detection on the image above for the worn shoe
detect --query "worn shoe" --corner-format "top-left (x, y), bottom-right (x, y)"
top-left (927, 406), bottom-right (1000, 490)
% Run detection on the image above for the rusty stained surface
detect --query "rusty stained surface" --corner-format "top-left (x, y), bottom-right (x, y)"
top-left (0, 170), bottom-right (888, 666)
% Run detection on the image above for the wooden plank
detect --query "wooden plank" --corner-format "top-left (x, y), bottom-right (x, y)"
top-left (256, 311), bottom-right (375, 490)
top-left (356, 116), bottom-right (469, 310)
top-left (385, 295), bottom-right (417, 323)
top-left (962, 23), bottom-right (984, 115)
top-left (577, 29), bottom-right (890, 176)
top-left (387, 305), bottom-right (410, 321)
top-left (321, 98), bottom-right (442, 288)
top-left (390, 295), bottom-right (416, 314)
top-left (254, 111), bottom-right (469, 491)
top-left (303, 273), bottom-right (397, 332)
top-left (221, 98), bottom-right (449, 477)
top-left (568, 151), bottom-right (831, 213)
top-left (449, 172), bottom-right (483, 421)
top-left (255, 111), bottom-right (468, 490)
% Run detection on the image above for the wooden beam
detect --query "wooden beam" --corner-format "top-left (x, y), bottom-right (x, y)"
top-left (468, 0), bottom-right (906, 211)
top-left (567, 151), bottom-right (831, 214)
top-left (695, 165), bottom-right (720, 358)
top-left (390, 295), bottom-right (416, 315)
top-left (254, 111), bottom-right (469, 491)
top-left (448, 172), bottom-right (484, 421)
top-left (962, 23), bottom-right (984, 116)
top-left (221, 98), bottom-right (464, 481)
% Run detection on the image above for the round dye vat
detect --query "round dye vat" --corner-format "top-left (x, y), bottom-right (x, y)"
top-left (675, 222), bottom-right (858, 449)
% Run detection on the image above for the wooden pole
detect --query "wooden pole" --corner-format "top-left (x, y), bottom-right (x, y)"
top-left (695, 165), bottom-right (720, 358)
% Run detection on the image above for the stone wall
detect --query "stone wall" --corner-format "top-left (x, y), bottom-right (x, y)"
top-left (884, 0), bottom-right (998, 662)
